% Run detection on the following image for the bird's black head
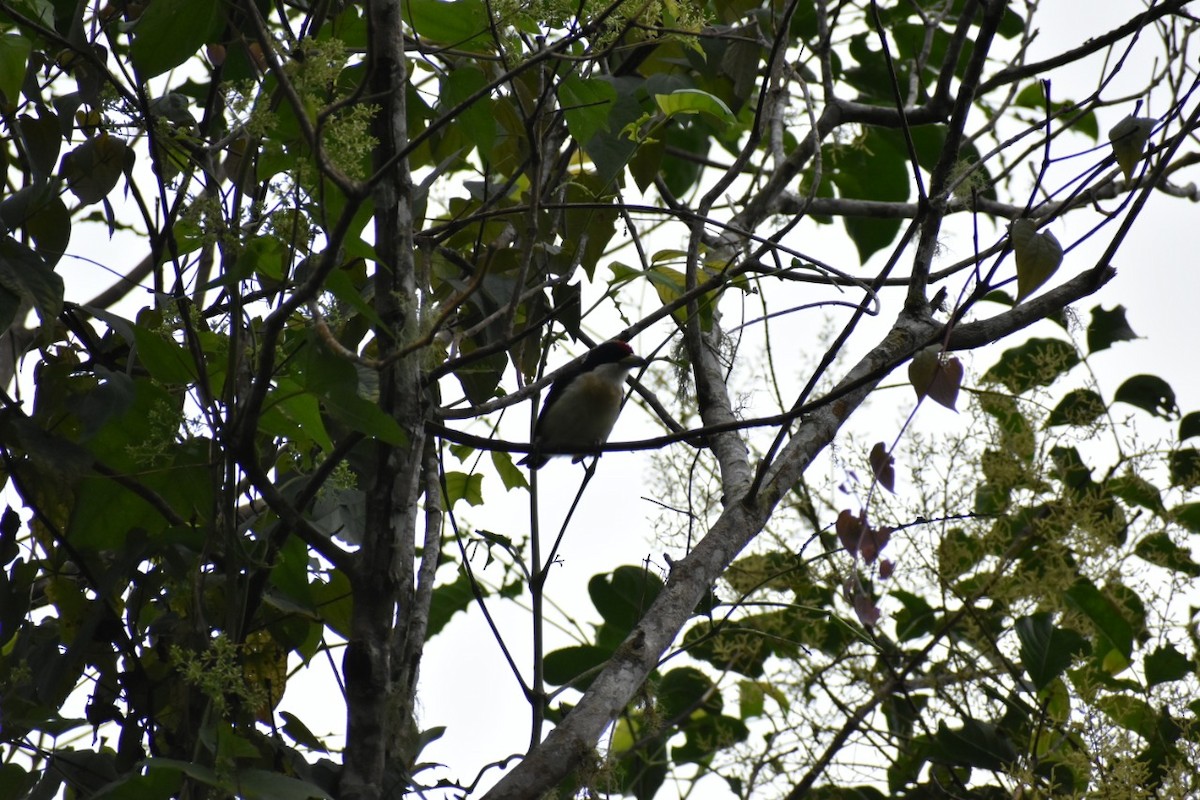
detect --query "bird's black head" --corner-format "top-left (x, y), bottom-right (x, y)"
top-left (584, 340), bottom-right (644, 369)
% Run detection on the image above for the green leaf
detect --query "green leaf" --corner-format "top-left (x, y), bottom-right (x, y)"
top-left (1011, 219), bottom-right (1063, 301)
top-left (589, 566), bottom-right (664, 636)
top-left (1113, 374), bottom-right (1177, 419)
top-left (983, 338), bottom-right (1079, 394)
top-left (0, 34), bottom-right (31, 106)
top-left (892, 589), bottom-right (937, 641)
top-left (933, 719), bottom-right (1018, 770)
top-left (1173, 502), bottom-right (1200, 533)
top-left (830, 130), bottom-right (910, 262)
top-left (223, 768), bottom-right (335, 800)
top-left (1106, 472), bottom-right (1163, 514)
top-left (233, 236), bottom-right (285, 283)
top-left (659, 667), bottom-right (721, 718)
top-left (132, 325), bottom-right (197, 385)
top-left (452, 346), bottom-right (507, 405)
top-left (1065, 578), bottom-right (1133, 670)
top-left (1046, 389), bottom-right (1106, 427)
top-left (60, 133), bottom-right (132, 205)
top-left (978, 391), bottom-right (1036, 461)
top-left (402, 0), bottom-right (491, 49)
top-left (654, 89), bottom-right (735, 125)
top-left (278, 711), bottom-right (330, 753)
top-left (1108, 115), bottom-right (1155, 180)
top-left (1015, 612), bottom-right (1089, 691)
top-left (0, 235), bottom-right (65, 324)
top-left (129, 0), bottom-right (225, 79)
top-left (610, 262), bottom-right (717, 331)
top-left (1096, 694), bottom-right (1157, 738)
top-left (738, 680), bottom-right (764, 719)
top-left (322, 378), bottom-right (406, 444)
top-left (559, 75), bottom-right (617, 146)
top-left (1168, 448), bottom-right (1200, 489)
top-left (1135, 532), bottom-right (1200, 577)
top-left (543, 644), bottom-right (611, 689)
top-left (263, 383), bottom-right (334, 453)
top-left (1144, 644), bottom-right (1193, 686)
top-left (672, 714), bottom-right (749, 764)
top-left (440, 66), bottom-right (496, 158)
top-left (427, 567), bottom-right (474, 638)
top-left (490, 450), bottom-right (528, 491)
top-left (1087, 305), bottom-right (1137, 353)
top-left (443, 471), bottom-right (483, 507)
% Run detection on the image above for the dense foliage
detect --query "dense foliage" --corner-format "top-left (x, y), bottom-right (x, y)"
top-left (1, 0), bottom-right (1198, 798)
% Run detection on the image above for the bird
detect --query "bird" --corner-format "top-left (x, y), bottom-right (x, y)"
top-left (518, 340), bottom-right (648, 469)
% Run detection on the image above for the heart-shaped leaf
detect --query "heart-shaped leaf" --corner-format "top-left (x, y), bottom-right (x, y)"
top-left (1011, 219), bottom-right (1063, 301)
top-left (1108, 115), bottom-right (1155, 180)
top-left (909, 346), bottom-right (963, 410)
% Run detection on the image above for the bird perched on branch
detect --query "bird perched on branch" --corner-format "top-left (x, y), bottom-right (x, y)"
top-left (519, 340), bottom-right (648, 470)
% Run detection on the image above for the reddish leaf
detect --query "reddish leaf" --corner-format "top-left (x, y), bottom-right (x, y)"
top-left (853, 592), bottom-right (881, 628)
top-left (836, 510), bottom-right (861, 557)
top-left (860, 525), bottom-right (893, 565)
top-left (908, 346), bottom-right (938, 400)
top-left (869, 442), bottom-right (895, 493)
top-left (927, 355), bottom-right (963, 410)
top-left (909, 347), bottom-right (962, 410)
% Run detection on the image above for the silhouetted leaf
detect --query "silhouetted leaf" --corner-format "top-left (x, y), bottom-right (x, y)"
top-left (983, 337), bottom-right (1079, 394)
top-left (60, 133), bottom-right (132, 205)
top-left (1106, 472), bottom-right (1163, 514)
top-left (543, 645), bottom-right (611, 689)
top-left (892, 590), bottom-right (937, 642)
top-left (0, 236), bottom-right (65, 324)
top-left (1087, 305), bottom-right (1137, 353)
top-left (1065, 578), bottom-right (1133, 669)
top-left (1135, 532), bottom-right (1200, 577)
top-left (1179, 411), bottom-right (1200, 442)
top-left (659, 667), bottom-right (721, 718)
top-left (1047, 389), bottom-right (1106, 427)
top-left (672, 714), bottom-right (749, 764)
top-left (589, 566), bottom-right (664, 636)
top-left (1144, 644), bottom-right (1192, 686)
top-left (869, 442), bottom-right (895, 492)
top-left (1114, 374), bottom-right (1177, 419)
top-left (933, 719), bottom-right (1018, 770)
top-left (836, 509), bottom-right (862, 556)
top-left (1168, 449), bottom-right (1200, 489)
top-left (1015, 612), bottom-right (1089, 690)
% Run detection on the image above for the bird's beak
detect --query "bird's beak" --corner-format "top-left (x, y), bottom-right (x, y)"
top-left (622, 355), bottom-right (649, 368)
